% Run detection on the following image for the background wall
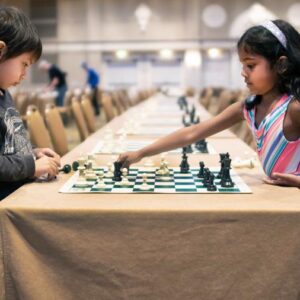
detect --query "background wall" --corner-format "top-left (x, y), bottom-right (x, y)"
top-left (2, 0), bottom-right (300, 90)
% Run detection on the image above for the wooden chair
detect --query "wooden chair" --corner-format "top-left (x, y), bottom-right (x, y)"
top-left (101, 93), bottom-right (116, 122)
top-left (26, 105), bottom-right (53, 148)
top-left (111, 91), bottom-right (124, 115)
top-left (45, 104), bottom-right (69, 156)
top-left (81, 95), bottom-right (96, 134)
top-left (71, 97), bottom-right (89, 142)
top-left (14, 92), bottom-right (30, 118)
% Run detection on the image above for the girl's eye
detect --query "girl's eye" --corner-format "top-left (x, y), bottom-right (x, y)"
top-left (247, 64), bottom-right (254, 69)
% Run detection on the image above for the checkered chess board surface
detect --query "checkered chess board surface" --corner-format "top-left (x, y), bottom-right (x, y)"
top-left (59, 167), bottom-right (251, 194)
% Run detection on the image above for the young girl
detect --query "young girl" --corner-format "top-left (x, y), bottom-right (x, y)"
top-left (0, 6), bottom-right (61, 200)
top-left (118, 19), bottom-right (300, 188)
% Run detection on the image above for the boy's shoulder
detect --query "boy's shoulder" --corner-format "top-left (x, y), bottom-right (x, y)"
top-left (0, 90), bottom-right (14, 110)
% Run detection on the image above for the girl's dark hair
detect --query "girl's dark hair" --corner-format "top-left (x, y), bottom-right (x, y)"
top-left (238, 19), bottom-right (300, 109)
top-left (0, 6), bottom-right (42, 62)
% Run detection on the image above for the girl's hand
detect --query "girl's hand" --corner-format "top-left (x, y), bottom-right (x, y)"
top-left (263, 172), bottom-right (300, 188)
top-left (118, 151), bottom-right (143, 168)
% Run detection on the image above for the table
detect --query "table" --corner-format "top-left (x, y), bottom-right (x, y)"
top-left (0, 95), bottom-right (299, 300)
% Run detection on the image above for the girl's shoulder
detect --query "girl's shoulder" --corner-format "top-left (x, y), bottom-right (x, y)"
top-left (289, 98), bottom-right (300, 126)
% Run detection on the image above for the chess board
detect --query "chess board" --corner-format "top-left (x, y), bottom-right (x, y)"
top-left (117, 126), bottom-right (182, 136)
top-left (59, 167), bottom-right (251, 194)
top-left (141, 118), bottom-right (182, 126)
top-left (92, 140), bottom-right (216, 155)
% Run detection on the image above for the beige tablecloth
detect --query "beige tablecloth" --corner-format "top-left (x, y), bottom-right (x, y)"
top-left (0, 95), bottom-right (299, 300)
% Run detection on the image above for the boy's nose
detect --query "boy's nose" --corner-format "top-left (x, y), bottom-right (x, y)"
top-left (241, 69), bottom-right (247, 78)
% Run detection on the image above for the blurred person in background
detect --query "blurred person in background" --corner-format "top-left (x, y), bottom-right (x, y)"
top-left (39, 59), bottom-right (68, 107)
top-left (81, 62), bottom-right (100, 115)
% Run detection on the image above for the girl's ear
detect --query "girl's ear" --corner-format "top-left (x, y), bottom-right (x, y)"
top-left (276, 56), bottom-right (289, 74)
top-left (0, 41), bottom-right (7, 60)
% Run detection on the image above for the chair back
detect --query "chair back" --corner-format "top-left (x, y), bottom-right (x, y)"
top-left (45, 104), bottom-right (68, 156)
top-left (71, 97), bottom-right (89, 141)
top-left (81, 95), bottom-right (96, 133)
top-left (26, 105), bottom-right (52, 148)
top-left (101, 93), bottom-right (116, 122)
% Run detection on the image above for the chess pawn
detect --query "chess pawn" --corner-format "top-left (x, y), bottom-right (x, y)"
top-left (140, 173), bottom-right (151, 190)
top-left (95, 170), bottom-right (106, 189)
top-left (106, 163), bottom-right (114, 177)
top-left (120, 168), bottom-right (131, 186)
top-left (207, 173), bottom-right (217, 192)
top-left (180, 152), bottom-right (190, 173)
top-left (197, 161), bottom-right (205, 178)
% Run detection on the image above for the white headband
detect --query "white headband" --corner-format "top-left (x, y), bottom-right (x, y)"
top-left (261, 20), bottom-right (287, 49)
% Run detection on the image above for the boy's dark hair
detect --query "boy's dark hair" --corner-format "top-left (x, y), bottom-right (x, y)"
top-left (238, 19), bottom-right (300, 108)
top-left (0, 6), bottom-right (42, 62)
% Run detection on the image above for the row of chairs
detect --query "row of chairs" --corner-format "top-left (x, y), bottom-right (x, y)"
top-left (24, 87), bottom-right (157, 156)
top-left (26, 95), bottom-right (96, 156)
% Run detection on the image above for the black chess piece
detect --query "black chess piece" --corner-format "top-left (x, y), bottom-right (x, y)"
top-left (220, 157), bottom-right (234, 188)
top-left (197, 161), bottom-right (205, 178)
top-left (189, 105), bottom-right (196, 123)
top-left (113, 161), bottom-right (122, 181)
top-left (193, 116), bottom-right (200, 124)
top-left (182, 115), bottom-right (188, 127)
top-left (195, 139), bottom-right (208, 153)
top-left (207, 173), bottom-right (217, 191)
top-left (186, 144), bottom-right (193, 153)
top-left (59, 164), bottom-right (72, 174)
top-left (203, 168), bottom-right (211, 187)
top-left (177, 96), bottom-right (187, 110)
top-left (217, 153), bottom-right (228, 179)
top-left (180, 152), bottom-right (190, 173)
top-left (72, 161), bottom-right (79, 171)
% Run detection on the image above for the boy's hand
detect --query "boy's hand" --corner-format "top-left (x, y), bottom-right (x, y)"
top-left (263, 172), bottom-right (300, 188)
top-left (34, 156), bottom-right (60, 179)
top-left (34, 148), bottom-right (61, 165)
top-left (118, 151), bottom-right (143, 168)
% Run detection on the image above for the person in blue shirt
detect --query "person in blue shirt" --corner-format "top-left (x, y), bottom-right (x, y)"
top-left (81, 62), bottom-right (100, 115)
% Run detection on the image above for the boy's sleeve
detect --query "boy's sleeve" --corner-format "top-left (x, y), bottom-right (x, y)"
top-left (0, 153), bottom-right (35, 182)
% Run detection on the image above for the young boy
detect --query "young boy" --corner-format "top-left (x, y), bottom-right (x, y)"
top-left (0, 6), bottom-right (61, 200)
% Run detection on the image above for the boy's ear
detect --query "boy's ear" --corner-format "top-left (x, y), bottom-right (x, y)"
top-left (0, 41), bottom-right (7, 60)
top-left (276, 56), bottom-right (289, 74)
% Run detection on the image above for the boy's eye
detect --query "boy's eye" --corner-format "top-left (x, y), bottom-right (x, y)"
top-left (247, 64), bottom-right (254, 69)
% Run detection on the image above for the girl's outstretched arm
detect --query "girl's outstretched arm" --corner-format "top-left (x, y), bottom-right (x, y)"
top-left (119, 101), bottom-right (244, 167)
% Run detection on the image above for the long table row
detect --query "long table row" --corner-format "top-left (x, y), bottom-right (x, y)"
top-left (0, 94), bottom-right (299, 300)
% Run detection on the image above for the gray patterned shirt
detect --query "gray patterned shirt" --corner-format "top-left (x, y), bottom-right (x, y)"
top-left (0, 90), bottom-right (35, 199)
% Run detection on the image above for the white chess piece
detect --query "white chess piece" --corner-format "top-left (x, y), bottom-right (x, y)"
top-left (94, 170), bottom-right (106, 189)
top-left (120, 168), bottom-right (132, 186)
top-left (139, 173), bottom-right (151, 190)
top-left (143, 158), bottom-right (154, 167)
top-left (106, 163), bottom-right (114, 178)
top-left (232, 157), bottom-right (256, 169)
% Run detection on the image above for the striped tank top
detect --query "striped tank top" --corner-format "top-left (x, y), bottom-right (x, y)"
top-left (243, 94), bottom-right (300, 177)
